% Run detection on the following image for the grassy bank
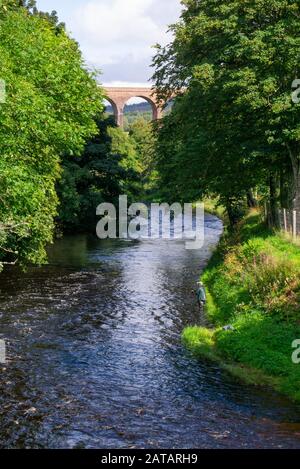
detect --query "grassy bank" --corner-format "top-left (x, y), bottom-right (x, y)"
top-left (183, 210), bottom-right (300, 402)
top-left (202, 198), bottom-right (226, 222)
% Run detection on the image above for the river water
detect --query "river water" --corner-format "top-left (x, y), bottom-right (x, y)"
top-left (0, 214), bottom-right (300, 449)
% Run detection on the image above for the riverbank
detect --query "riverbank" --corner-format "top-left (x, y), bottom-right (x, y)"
top-left (183, 210), bottom-right (300, 402)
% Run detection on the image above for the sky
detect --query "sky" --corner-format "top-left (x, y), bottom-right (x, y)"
top-left (36, 0), bottom-right (182, 87)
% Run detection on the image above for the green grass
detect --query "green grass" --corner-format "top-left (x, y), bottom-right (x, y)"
top-left (202, 197), bottom-right (227, 222)
top-left (182, 325), bottom-right (282, 389)
top-left (183, 210), bottom-right (300, 402)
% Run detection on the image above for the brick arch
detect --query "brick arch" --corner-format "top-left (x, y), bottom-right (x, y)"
top-left (104, 87), bottom-right (163, 128)
top-left (104, 97), bottom-right (119, 122)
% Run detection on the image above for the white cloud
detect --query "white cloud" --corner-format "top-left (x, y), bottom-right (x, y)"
top-left (103, 81), bottom-right (151, 88)
top-left (67, 0), bottom-right (182, 82)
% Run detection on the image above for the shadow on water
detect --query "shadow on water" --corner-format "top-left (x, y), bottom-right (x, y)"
top-left (0, 214), bottom-right (300, 448)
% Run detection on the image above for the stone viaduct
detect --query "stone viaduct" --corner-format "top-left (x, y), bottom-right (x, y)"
top-left (104, 87), bottom-right (163, 128)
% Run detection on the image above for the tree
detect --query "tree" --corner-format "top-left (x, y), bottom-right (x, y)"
top-left (57, 116), bottom-right (143, 232)
top-left (152, 0), bottom-right (300, 224)
top-left (0, 4), bottom-right (102, 269)
top-left (1, 0), bottom-right (64, 31)
top-left (129, 118), bottom-right (157, 198)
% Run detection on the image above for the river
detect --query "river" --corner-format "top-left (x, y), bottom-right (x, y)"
top-left (0, 213), bottom-right (300, 448)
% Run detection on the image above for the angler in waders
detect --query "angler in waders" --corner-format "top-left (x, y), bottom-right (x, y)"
top-left (196, 281), bottom-right (207, 312)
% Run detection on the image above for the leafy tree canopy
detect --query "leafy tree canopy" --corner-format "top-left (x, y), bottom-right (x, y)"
top-left (0, 3), bottom-right (103, 268)
top-left (152, 0), bottom-right (300, 222)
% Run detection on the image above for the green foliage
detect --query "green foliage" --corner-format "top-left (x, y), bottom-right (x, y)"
top-left (215, 313), bottom-right (300, 378)
top-left (0, 0), bottom-right (65, 31)
top-left (0, 5), bottom-right (102, 267)
top-left (201, 197), bottom-right (226, 221)
top-left (129, 118), bottom-right (158, 198)
top-left (57, 116), bottom-right (143, 232)
top-left (183, 326), bottom-right (216, 359)
top-left (183, 211), bottom-right (300, 401)
top-left (152, 0), bottom-right (300, 218)
top-left (203, 211), bottom-right (300, 323)
top-left (215, 312), bottom-right (300, 400)
top-left (124, 111), bottom-right (152, 131)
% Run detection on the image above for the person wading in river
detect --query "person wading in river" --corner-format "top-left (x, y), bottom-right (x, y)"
top-left (196, 281), bottom-right (207, 311)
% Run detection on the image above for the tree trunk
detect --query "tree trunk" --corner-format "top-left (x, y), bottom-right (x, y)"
top-left (286, 143), bottom-right (300, 210)
top-left (269, 175), bottom-right (280, 229)
top-left (293, 172), bottom-right (300, 212)
top-left (279, 169), bottom-right (285, 208)
top-left (246, 190), bottom-right (257, 208)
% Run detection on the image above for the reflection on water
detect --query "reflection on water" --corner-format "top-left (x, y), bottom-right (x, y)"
top-left (0, 214), bottom-right (300, 449)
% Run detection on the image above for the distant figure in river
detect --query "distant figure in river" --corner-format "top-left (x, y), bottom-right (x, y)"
top-left (197, 281), bottom-right (207, 311)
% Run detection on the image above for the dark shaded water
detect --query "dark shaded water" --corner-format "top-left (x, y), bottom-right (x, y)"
top-left (0, 214), bottom-right (300, 449)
